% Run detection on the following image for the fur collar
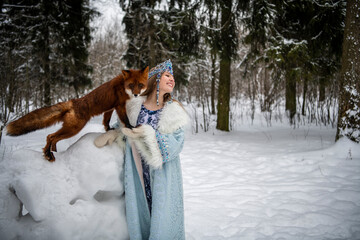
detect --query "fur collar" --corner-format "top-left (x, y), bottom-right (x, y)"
top-left (126, 97), bottom-right (189, 134)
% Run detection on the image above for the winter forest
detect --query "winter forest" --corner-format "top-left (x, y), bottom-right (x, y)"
top-left (1, 0), bottom-right (360, 239)
top-left (0, 0), bottom-right (359, 140)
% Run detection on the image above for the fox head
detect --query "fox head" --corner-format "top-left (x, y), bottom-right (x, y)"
top-left (122, 66), bottom-right (149, 98)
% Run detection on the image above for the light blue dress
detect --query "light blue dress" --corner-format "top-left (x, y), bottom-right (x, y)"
top-left (123, 101), bottom-right (186, 240)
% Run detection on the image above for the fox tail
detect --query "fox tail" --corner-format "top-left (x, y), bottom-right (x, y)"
top-left (6, 102), bottom-right (70, 136)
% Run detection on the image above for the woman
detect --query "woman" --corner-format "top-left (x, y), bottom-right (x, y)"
top-left (95, 59), bottom-right (189, 240)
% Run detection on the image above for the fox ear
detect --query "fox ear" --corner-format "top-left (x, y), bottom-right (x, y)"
top-left (122, 70), bottom-right (131, 78)
top-left (141, 66), bottom-right (149, 74)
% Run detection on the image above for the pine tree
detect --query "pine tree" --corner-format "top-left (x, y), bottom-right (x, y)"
top-left (56, 0), bottom-right (95, 98)
top-left (216, 0), bottom-right (233, 131)
top-left (120, 0), bottom-right (157, 68)
top-left (244, 0), bottom-right (345, 125)
top-left (119, 0), bottom-right (200, 85)
top-left (201, 0), bottom-right (221, 115)
top-left (0, 0), bottom-right (41, 114)
top-left (243, 0), bottom-right (275, 113)
top-left (215, 0), bottom-right (249, 131)
top-left (0, 0), bottom-right (95, 112)
top-left (336, 0), bottom-right (360, 143)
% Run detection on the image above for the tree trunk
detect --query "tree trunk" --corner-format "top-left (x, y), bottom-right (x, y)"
top-left (319, 77), bottom-right (326, 102)
top-left (42, 47), bottom-right (51, 106)
top-left (149, 1), bottom-right (156, 68)
top-left (6, 53), bottom-right (15, 113)
top-left (211, 52), bottom-right (216, 115)
top-left (262, 65), bottom-right (271, 112)
top-left (336, 0), bottom-right (360, 142)
top-left (0, 125), bottom-right (4, 145)
top-left (42, 0), bottom-right (51, 106)
top-left (217, 59), bottom-right (231, 131)
top-left (25, 60), bottom-right (30, 114)
top-left (285, 70), bottom-right (297, 124)
top-left (216, 0), bottom-right (232, 131)
top-left (302, 74), bottom-right (308, 116)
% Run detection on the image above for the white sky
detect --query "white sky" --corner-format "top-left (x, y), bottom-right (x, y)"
top-left (90, 0), bottom-right (124, 38)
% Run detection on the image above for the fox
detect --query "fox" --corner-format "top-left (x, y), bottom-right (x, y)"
top-left (6, 67), bottom-right (149, 162)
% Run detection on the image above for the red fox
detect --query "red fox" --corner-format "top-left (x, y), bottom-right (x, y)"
top-left (6, 67), bottom-right (149, 161)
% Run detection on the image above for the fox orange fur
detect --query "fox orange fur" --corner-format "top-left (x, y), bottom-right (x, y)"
top-left (6, 67), bottom-right (149, 162)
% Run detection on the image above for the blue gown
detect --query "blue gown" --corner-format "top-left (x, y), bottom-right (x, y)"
top-left (136, 104), bottom-right (163, 214)
top-left (124, 101), bottom-right (186, 240)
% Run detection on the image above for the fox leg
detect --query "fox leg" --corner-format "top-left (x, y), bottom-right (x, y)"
top-left (44, 136), bottom-right (56, 162)
top-left (43, 126), bottom-right (84, 161)
top-left (43, 115), bottom-right (87, 161)
top-left (51, 122), bottom-right (86, 151)
top-left (103, 110), bottom-right (114, 131)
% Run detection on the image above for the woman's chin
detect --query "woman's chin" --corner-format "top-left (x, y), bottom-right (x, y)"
top-left (163, 88), bottom-right (174, 94)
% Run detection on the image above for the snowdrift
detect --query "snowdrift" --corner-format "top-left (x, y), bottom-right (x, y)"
top-left (0, 133), bottom-right (129, 240)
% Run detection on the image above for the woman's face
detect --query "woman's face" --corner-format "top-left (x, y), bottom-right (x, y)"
top-left (159, 71), bottom-right (175, 93)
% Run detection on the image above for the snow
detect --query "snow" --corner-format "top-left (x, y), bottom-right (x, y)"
top-left (0, 119), bottom-right (128, 240)
top-left (183, 127), bottom-right (360, 240)
top-left (1, 109), bottom-right (360, 239)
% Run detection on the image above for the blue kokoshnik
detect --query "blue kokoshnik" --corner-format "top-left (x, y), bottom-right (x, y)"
top-left (148, 59), bottom-right (173, 106)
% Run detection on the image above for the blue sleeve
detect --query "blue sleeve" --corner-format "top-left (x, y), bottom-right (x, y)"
top-left (155, 128), bottom-right (184, 163)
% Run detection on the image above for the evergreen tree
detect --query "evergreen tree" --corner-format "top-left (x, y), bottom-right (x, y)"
top-left (0, 0), bottom-right (42, 115)
top-left (201, 0), bottom-right (221, 115)
top-left (56, 0), bottom-right (95, 98)
top-left (244, 0), bottom-right (345, 125)
top-left (119, 0), bottom-right (200, 85)
top-left (216, 0), bottom-right (233, 131)
top-left (336, 0), bottom-right (360, 143)
top-left (164, 1), bottom-right (201, 84)
top-left (120, 0), bottom-right (157, 68)
top-left (0, 0), bottom-right (95, 112)
top-left (243, 0), bottom-right (275, 113)
top-left (215, 0), bottom-right (249, 131)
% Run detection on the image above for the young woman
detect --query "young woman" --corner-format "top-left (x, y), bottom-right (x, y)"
top-left (95, 59), bottom-right (189, 239)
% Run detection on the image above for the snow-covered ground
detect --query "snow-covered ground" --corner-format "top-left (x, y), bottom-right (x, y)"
top-left (183, 125), bottom-right (360, 240)
top-left (1, 110), bottom-right (360, 239)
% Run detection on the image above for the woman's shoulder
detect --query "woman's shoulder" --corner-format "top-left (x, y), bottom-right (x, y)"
top-left (165, 99), bottom-right (188, 114)
top-left (158, 99), bottom-right (189, 134)
top-left (167, 99), bottom-right (184, 108)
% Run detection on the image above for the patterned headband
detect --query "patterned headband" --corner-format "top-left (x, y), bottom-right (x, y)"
top-left (148, 59), bottom-right (173, 80)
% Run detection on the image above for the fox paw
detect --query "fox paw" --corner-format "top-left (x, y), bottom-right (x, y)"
top-left (44, 151), bottom-right (55, 162)
top-left (43, 149), bottom-right (55, 162)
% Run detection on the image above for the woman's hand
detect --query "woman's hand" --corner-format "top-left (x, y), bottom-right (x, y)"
top-left (121, 126), bottom-right (145, 139)
top-left (94, 129), bottom-right (121, 148)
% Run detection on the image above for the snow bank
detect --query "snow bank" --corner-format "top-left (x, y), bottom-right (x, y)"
top-left (0, 132), bottom-right (128, 240)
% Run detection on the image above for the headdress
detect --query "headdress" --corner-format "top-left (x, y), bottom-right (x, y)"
top-left (148, 59), bottom-right (173, 106)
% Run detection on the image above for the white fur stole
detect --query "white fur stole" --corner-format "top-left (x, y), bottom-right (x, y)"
top-left (125, 99), bottom-right (189, 169)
